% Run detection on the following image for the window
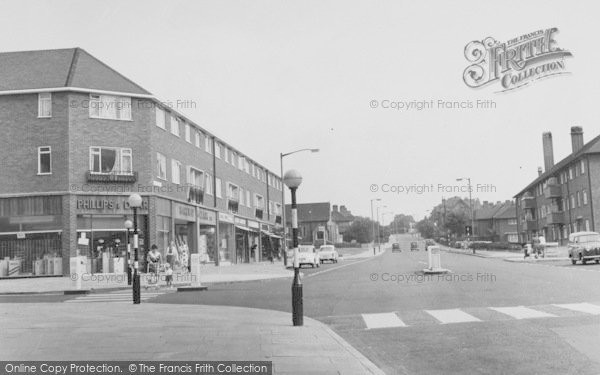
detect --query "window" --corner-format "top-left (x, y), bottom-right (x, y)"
top-left (275, 203), bottom-right (282, 216)
top-left (583, 190), bottom-right (588, 205)
top-left (570, 195), bottom-right (575, 209)
top-left (227, 183), bottom-right (239, 201)
top-left (38, 93), bottom-right (52, 118)
top-left (171, 159), bottom-right (182, 184)
top-left (205, 137), bottom-right (212, 154)
top-left (185, 124), bottom-right (191, 143)
top-left (215, 178), bottom-right (222, 198)
top-left (255, 194), bottom-right (264, 208)
top-left (244, 159), bottom-right (250, 174)
top-left (246, 191), bottom-right (251, 207)
top-left (156, 153), bottom-right (167, 180)
top-left (581, 160), bottom-right (586, 175)
top-left (231, 151), bottom-right (236, 166)
top-left (238, 156), bottom-right (245, 170)
top-left (90, 147), bottom-right (133, 174)
top-left (224, 147), bottom-right (229, 162)
top-left (240, 188), bottom-right (245, 206)
top-left (37, 146), bottom-right (51, 174)
top-left (170, 116), bottom-right (180, 136)
top-left (188, 167), bottom-right (204, 188)
top-left (89, 94), bottom-right (131, 120)
top-left (215, 143), bottom-right (222, 159)
top-left (585, 219), bottom-right (591, 232)
top-left (195, 132), bottom-right (201, 148)
top-left (569, 167), bottom-right (573, 180)
top-left (205, 174), bottom-right (213, 195)
top-left (508, 218), bottom-right (517, 226)
top-left (155, 107), bottom-right (165, 129)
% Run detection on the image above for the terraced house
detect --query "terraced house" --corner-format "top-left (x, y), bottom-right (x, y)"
top-left (515, 127), bottom-right (600, 245)
top-left (0, 48), bottom-right (283, 278)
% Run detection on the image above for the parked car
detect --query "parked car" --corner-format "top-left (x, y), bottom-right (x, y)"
top-left (425, 239), bottom-right (436, 247)
top-left (568, 231), bottom-right (600, 265)
top-left (392, 243), bottom-right (401, 252)
top-left (318, 245), bottom-right (339, 263)
top-left (286, 245), bottom-right (320, 268)
top-left (410, 242), bottom-right (419, 251)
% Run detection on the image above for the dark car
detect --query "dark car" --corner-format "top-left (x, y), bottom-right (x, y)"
top-left (392, 243), bottom-right (401, 252)
top-left (410, 242), bottom-right (419, 251)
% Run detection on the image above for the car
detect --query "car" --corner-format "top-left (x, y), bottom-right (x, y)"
top-left (318, 245), bottom-right (339, 263)
top-left (286, 245), bottom-right (320, 268)
top-left (425, 239), bottom-right (436, 247)
top-left (568, 231), bottom-right (600, 265)
top-left (392, 243), bottom-right (401, 252)
top-left (410, 242), bottom-right (419, 251)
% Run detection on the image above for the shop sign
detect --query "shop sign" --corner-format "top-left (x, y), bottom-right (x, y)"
top-left (197, 208), bottom-right (216, 225)
top-left (173, 202), bottom-right (196, 221)
top-left (75, 196), bottom-right (149, 214)
top-left (219, 212), bottom-right (234, 224)
top-left (234, 217), bottom-right (247, 226)
top-left (248, 220), bottom-right (260, 229)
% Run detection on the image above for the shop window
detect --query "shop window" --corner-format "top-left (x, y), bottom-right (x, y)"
top-left (37, 146), bottom-right (52, 175)
top-left (89, 94), bottom-right (131, 120)
top-left (90, 147), bottom-right (133, 175)
top-left (156, 153), bottom-right (167, 180)
top-left (38, 93), bottom-right (52, 118)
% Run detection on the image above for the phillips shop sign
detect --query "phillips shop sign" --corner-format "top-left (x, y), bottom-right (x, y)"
top-left (463, 27), bottom-right (573, 92)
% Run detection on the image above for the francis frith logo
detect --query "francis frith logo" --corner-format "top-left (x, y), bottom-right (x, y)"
top-left (463, 28), bottom-right (573, 92)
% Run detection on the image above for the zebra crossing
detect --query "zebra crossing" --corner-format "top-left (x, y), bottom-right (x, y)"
top-left (319, 302), bottom-right (600, 330)
top-left (64, 288), bottom-right (171, 304)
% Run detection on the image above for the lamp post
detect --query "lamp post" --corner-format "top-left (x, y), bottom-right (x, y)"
top-left (128, 193), bottom-right (143, 304)
top-left (280, 148), bottom-right (319, 266)
top-left (457, 177), bottom-right (475, 254)
top-left (284, 169), bottom-right (303, 326)
top-left (376, 205), bottom-right (386, 251)
top-left (370, 198), bottom-right (381, 255)
top-left (124, 219), bottom-right (133, 285)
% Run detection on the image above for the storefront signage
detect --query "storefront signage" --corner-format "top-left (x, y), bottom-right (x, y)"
top-left (75, 196), bottom-right (149, 214)
top-left (197, 208), bottom-right (217, 225)
top-left (248, 220), bottom-right (260, 229)
top-left (219, 212), bottom-right (234, 224)
top-left (235, 217), bottom-right (247, 226)
top-left (173, 202), bottom-right (196, 221)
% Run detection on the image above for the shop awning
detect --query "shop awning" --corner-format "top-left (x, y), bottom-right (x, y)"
top-left (235, 225), bottom-right (251, 231)
top-left (261, 229), bottom-right (282, 239)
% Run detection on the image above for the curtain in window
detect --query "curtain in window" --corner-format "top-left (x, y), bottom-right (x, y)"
top-left (100, 149), bottom-right (117, 173)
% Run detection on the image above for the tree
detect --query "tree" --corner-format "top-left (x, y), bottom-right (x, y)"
top-left (344, 216), bottom-right (376, 244)
top-left (416, 219), bottom-right (435, 239)
top-left (445, 211), bottom-right (468, 237)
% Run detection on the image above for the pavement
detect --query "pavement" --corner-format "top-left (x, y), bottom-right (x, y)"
top-left (0, 302), bottom-right (384, 375)
top-left (438, 244), bottom-right (570, 262)
top-left (0, 262), bottom-right (298, 294)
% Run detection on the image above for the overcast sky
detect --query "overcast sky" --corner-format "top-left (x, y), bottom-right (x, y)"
top-left (2, 0), bottom-right (598, 222)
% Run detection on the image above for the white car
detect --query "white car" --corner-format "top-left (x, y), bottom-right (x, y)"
top-left (286, 245), bottom-right (320, 268)
top-left (568, 231), bottom-right (600, 265)
top-left (319, 245), bottom-right (339, 263)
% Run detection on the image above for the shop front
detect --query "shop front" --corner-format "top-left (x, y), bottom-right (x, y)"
top-left (0, 196), bottom-right (63, 277)
top-left (218, 212), bottom-right (235, 265)
top-left (172, 202), bottom-right (197, 271)
top-left (247, 220), bottom-right (261, 262)
top-left (75, 195), bottom-right (149, 274)
top-left (197, 207), bottom-right (217, 264)
top-left (261, 224), bottom-right (282, 261)
top-left (234, 217), bottom-right (250, 263)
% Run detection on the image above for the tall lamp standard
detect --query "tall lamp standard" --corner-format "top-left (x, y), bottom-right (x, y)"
top-left (280, 148), bottom-right (319, 265)
top-left (370, 198), bottom-right (381, 254)
top-left (376, 205), bottom-right (387, 251)
top-left (128, 193), bottom-right (143, 304)
top-left (284, 169), bottom-right (303, 326)
top-left (124, 219), bottom-right (133, 285)
top-left (457, 177), bottom-right (475, 254)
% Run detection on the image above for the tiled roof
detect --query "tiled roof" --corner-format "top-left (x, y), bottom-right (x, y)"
top-left (493, 203), bottom-right (516, 220)
top-left (285, 202), bottom-right (331, 223)
top-left (474, 204), bottom-right (503, 220)
top-left (331, 210), bottom-right (354, 222)
top-left (514, 133), bottom-right (600, 197)
top-left (0, 48), bottom-right (151, 95)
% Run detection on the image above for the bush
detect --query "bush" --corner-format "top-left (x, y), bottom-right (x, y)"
top-left (334, 242), bottom-right (362, 248)
top-left (470, 242), bottom-right (522, 250)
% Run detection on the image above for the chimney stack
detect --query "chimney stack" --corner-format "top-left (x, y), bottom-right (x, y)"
top-left (542, 132), bottom-right (554, 172)
top-left (340, 205), bottom-right (347, 213)
top-left (538, 167), bottom-right (543, 176)
top-left (571, 126), bottom-right (584, 153)
top-left (332, 205), bottom-right (338, 212)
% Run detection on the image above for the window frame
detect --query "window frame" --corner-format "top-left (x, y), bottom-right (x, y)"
top-left (37, 146), bottom-right (52, 175)
top-left (170, 116), bottom-right (180, 137)
top-left (215, 178), bottom-right (223, 198)
top-left (156, 152), bottom-right (167, 180)
top-left (155, 107), bottom-right (166, 129)
top-left (38, 93), bottom-right (52, 118)
top-left (88, 94), bottom-right (132, 121)
top-left (185, 123), bottom-right (191, 143)
top-left (89, 146), bottom-right (133, 175)
top-left (171, 159), bottom-right (182, 184)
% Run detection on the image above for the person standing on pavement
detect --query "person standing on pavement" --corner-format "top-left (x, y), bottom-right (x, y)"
top-left (166, 241), bottom-right (178, 269)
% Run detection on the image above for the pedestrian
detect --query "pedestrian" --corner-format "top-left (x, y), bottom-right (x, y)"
top-left (165, 263), bottom-right (173, 288)
top-left (166, 241), bottom-right (178, 269)
top-left (147, 244), bottom-right (161, 275)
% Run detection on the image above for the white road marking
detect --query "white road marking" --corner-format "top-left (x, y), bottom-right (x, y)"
top-left (362, 313), bottom-right (406, 329)
top-left (425, 309), bottom-right (481, 324)
top-left (490, 306), bottom-right (556, 319)
top-left (553, 303), bottom-right (600, 315)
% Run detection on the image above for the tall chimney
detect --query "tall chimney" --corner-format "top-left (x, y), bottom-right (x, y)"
top-left (332, 205), bottom-right (338, 212)
top-left (538, 167), bottom-right (543, 176)
top-left (571, 126), bottom-right (584, 153)
top-left (542, 132), bottom-right (554, 171)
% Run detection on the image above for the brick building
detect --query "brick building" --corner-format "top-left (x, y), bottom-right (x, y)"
top-left (515, 127), bottom-right (600, 245)
top-left (0, 48), bottom-right (283, 277)
top-left (473, 201), bottom-right (517, 243)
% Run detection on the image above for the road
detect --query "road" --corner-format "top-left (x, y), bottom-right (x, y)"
top-left (2, 249), bottom-right (600, 374)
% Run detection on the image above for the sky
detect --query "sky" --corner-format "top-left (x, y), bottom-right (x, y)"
top-left (2, 0), bottom-right (599, 222)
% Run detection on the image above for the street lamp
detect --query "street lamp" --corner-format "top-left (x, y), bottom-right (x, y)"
top-left (284, 169), bottom-right (303, 326)
top-left (377, 205), bottom-right (387, 251)
top-left (457, 177), bottom-right (475, 254)
top-left (124, 219), bottom-right (133, 285)
top-left (280, 148), bottom-right (319, 265)
top-left (127, 193), bottom-right (143, 304)
top-left (370, 198), bottom-right (381, 255)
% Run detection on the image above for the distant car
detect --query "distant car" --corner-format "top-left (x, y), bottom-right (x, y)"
top-left (410, 242), bottom-right (419, 251)
top-left (286, 245), bottom-right (320, 268)
top-left (392, 243), bottom-right (401, 252)
top-left (319, 245), bottom-right (339, 263)
top-left (425, 239), bottom-right (436, 247)
top-left (568, 231), bottom-right (600, 265)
